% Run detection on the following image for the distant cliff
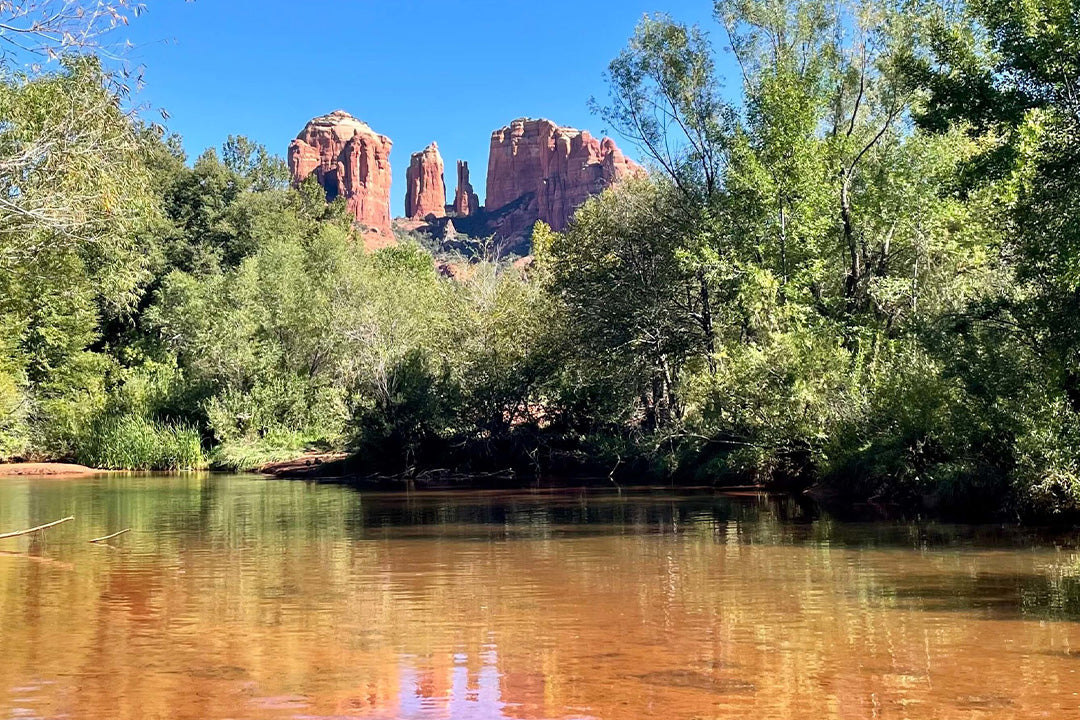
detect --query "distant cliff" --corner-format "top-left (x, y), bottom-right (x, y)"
top-left (290, 112), bottom-right (641, 254)
top-left (287, 110), bottom-right (394, 238)
top-left (485, 118), bottom-right (642, 239)
top-left (404, 142), bottom-right (446, 220)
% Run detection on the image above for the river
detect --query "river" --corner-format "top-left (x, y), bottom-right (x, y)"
top-left (1, 474), bottom-right (1078, 719)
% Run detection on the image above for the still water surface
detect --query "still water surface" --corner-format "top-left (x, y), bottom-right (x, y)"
top-left (1, 475), bottom-right (1080, 719)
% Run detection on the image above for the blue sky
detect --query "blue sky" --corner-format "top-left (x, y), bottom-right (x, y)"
top-left (123, 0), bottom-right (725, 216)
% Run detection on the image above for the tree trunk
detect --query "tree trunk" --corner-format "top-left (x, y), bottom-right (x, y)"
top-left (698, 269), bottom-right (717, 374)
top-left (841, 174), bottom-right (861, 308)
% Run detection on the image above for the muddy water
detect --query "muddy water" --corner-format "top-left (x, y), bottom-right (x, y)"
top-left (1, 476), bottom-right (1079, 719)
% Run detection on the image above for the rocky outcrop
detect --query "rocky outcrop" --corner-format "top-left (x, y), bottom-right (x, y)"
top-left (452, 160), bottom-right (480, 217)
top-left (404, 143), bottom-right (446, 220)
top-left (485, 118), bottom-right (641, 236)
top-left (288, 110), bottom-right (393, 236)
top-left (287, 113), bottom-right (640, 257)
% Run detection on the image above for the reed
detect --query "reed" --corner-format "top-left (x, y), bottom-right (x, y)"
top-left (77, 415), bottom-right (206, 471)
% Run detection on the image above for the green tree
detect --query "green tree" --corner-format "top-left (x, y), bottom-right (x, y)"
top-left (0, 57), bottom-right (158, 458)
top-left (584, 0), bottom-right (999, 493)
top-left (904, 0), bottom-right (1080, 514)
top-left (222, 135), bottom-right (290, 193)
top-left (594, 14), bottom-right (735, 201)
top-left (539, 180), bottom-right (707, 432)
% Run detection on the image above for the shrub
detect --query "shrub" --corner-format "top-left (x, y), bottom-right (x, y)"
top-left (76, 414), bottom-right (205, 471)
top-left (210, 429), bottom-right (326, 472)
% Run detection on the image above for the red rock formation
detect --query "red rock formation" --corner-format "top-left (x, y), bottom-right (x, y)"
top-left (485, 118), bottom-right (641, 235)
top-left (404, 143), bottom-right (446, 220)
top-left (452, 160), bottom-right (480, 217)
top-left (288, 110), bottom-right (393, 236)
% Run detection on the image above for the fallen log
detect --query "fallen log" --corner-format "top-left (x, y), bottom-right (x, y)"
top-left (89, 529), bottom-right (131, 544)
top-left (0, 516), bottom-right (75, 541)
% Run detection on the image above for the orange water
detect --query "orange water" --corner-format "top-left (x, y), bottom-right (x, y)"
top-left (1, 475), bottom-right (1079, 719)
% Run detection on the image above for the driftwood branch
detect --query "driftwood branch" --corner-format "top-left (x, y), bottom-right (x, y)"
top-left (88, 528), bottom-right (130, 544)
top-left (0, 516), bottom-right (74, 540)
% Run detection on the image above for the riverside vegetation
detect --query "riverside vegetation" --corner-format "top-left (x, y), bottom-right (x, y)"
top-left (1, 0), bottom-right (1079, 522)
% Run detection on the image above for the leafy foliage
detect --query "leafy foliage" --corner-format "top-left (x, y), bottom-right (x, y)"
top-left (3, 0), bottom-right (1080, 521)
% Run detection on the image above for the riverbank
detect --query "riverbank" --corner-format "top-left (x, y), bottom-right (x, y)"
top-left (255, 452), bottom-right (771, 496)
top-left (0, 463), bottom-right (105, 478)
top-left (257, 454), bottom-right (350, 479)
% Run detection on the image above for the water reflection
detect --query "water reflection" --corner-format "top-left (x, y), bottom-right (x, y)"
top-left (1, 476), bottom-right (1079, 719)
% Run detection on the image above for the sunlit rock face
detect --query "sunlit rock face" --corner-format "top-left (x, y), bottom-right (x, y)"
top-left (287, 113), bottom-right (640, 256)
top-left (288, 110), bottom-right (394, 237)
top-left (404, 142), bottom-right (446, 220)
top-left (452, 160), bottom-right (480, 217)
top-left (484, 117), bottom-right (642, 239)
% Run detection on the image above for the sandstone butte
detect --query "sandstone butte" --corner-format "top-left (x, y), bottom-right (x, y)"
top-left (287, 110), bottom-right (394, 238)
top-left (289, 112), bottom-right (640, 252)
top-left (404, 142), bottom-right (447, 220)
top-left (452, 160), bottom-right (480, 217)
top-left (485, 117), bottom-right (642, 236)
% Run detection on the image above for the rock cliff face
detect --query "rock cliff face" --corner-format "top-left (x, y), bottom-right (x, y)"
top-left (485, 118), bottom-right (641, 236)
top-left (404, 143), bottom-right (446, 220)
top-left (452, 160), bottom-right (480, 217)
top-left (288, 110), bottom-right (393, 236)
top-left (287, 113), bottom-right (639, 256)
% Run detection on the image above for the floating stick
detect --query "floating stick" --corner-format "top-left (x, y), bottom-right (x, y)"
top-left (88, 529), bottom-right (131, 544)
top-left (0, 517), bottom-right (75, 541)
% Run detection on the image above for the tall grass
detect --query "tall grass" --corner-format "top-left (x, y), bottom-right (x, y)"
top-left (77, 415), bottom-right (206, 471)
top-left (210, 430), bottom-right (327, 472)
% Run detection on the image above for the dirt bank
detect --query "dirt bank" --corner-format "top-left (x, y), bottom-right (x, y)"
top-left (0, 463), bottom-right (103, 478)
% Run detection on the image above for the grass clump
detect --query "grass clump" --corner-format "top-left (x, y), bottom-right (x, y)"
top-left (210, 430), bottom-right (328, 472)
top-left (76, 414), bottom-right (206, 471)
